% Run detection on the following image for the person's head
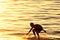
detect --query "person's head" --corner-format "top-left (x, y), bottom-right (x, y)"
top-left (30, 22), bottom-right (34, 27)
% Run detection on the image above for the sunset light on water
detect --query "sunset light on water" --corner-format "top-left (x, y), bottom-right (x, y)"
top-left (0, 0), bottom-right (60, 40)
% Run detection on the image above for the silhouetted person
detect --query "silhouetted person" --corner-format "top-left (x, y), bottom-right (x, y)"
top-left (26, 22), bottom-right (46, 40)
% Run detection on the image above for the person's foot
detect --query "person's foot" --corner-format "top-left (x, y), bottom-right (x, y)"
top-left (38, 37), bottom-right (40, 40)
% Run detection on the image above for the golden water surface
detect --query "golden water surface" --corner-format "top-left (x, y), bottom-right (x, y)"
top-left (0, 0), bottom-right (60, 40)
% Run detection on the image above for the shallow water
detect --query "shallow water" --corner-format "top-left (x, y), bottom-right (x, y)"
top-left (0, 0), bottom-right (60, 40)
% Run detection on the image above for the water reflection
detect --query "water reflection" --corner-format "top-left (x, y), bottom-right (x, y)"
top-left (0, 0), bottom-right (60, 40)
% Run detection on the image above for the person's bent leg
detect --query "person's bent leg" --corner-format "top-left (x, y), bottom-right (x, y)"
top-left (36, 32), bottom-right (40, 40)
top-left (32, 29), bottom-right (36, 37)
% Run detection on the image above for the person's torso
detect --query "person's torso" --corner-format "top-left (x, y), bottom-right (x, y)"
top-left (34, 24), bottom-right (43, 30)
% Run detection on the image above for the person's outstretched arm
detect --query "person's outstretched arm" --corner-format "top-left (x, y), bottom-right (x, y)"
top-left (26, 28), bottom-right (33, 35)
top-left (43, 29), bottom-right (46, 33)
